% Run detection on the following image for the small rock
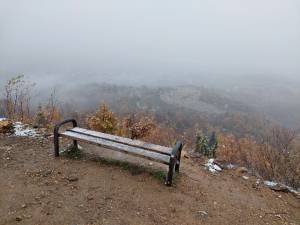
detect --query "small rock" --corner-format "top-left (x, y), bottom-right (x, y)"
top-left (67, 176), bottom-right (79, 182)
top-left (15, 217), bottom-right (22, 222)
top-left (242, 176), bottom-right (249, 180)
top-left (21, 204), bottom-right (27, 209)
top-left (269, 185), bottom-right (289, 193)
top-left (236, 167), bottom-right (248, 174)
top-left (182, 150), bottom-right (189, 159)
top-left (198, 210), bottom-right (208, 217)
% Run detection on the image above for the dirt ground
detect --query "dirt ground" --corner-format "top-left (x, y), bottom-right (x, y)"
top-left (0, 136), bottom-right (299, 225)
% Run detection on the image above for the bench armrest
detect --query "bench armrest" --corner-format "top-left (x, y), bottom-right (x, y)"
top-left (171, 141), bottom-right (183, 159)
top-left (54, 119), bottom-right (78, 136)
top-left (54, 119), bottom-right (78, 157)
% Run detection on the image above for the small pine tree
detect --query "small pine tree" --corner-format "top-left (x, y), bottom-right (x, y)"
top-left (34, 105), bottom-right (47, 128)
top-left (196, 131), bottom-right (218, 158)
top-left (208, 132), bottom-right (218, 158)
top-left (196, 133), bottom-right (209, 155)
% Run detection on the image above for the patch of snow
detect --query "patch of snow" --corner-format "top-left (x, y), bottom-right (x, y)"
top-left (264, 180), bottom-right (278, 187)
top-left (198, 211), bottom-right (208, 216)
top-left (204, 158), bottom-right (222, 173)
top-left (0, 118), bottom-right (7, 121)
top-left (13, 122), bottom-right (37, 137)
top-left (226, 163), bottom-right (236, 169)
top-left (264, 180), bottom-right (300, 195)
top-left (286, 186), bottom-right (300, 195)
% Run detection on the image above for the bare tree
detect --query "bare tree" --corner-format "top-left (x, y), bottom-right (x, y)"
top-left (3, 75), bottom-right (35, 121)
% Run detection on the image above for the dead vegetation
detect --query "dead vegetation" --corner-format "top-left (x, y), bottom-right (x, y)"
top-left (0, 119), bottom-right (14, 134)
top-left (4, 75), bottom-right (35, 122)
top-left (218, 126), bottom-right (300, 188)
top-left (1, 75), bottom-right (300, 189)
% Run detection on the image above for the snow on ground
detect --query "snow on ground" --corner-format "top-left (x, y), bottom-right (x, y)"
top-left (264, 180), bottom-right (278, 187)
top-left (13, 122), bottom-right (38, 137)
top-left (204, 158), bottom-right (222, 173)
top-left (1, 118), bottom-right (38, 137)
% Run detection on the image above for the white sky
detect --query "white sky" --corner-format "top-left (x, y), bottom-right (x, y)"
top-left (0, 0), bottom-right (299, 83)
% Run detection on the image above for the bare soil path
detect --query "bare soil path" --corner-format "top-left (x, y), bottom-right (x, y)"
top-left (0, 136), bottom-right (299, 225)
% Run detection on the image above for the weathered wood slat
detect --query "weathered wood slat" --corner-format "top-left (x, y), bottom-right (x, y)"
top-left (61, 131), bottom-right (170, 164)
top-left (69, 127), bottom-right (172, 155)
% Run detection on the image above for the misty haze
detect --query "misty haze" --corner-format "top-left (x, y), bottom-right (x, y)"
top-left (0, 1), bottom-right (300, 224)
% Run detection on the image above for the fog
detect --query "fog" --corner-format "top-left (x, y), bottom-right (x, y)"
top-left (1, 0), bottom-right (300, 86)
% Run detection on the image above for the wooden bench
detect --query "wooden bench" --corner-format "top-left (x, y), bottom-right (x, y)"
top-left (54, 119), bottom-right (183, 186)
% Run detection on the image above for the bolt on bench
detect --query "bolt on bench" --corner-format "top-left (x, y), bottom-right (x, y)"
top-left (54, 119), bottom-right (183, 186)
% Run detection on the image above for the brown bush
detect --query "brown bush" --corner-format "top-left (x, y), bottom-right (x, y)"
top-left (143, 125), bottom-right (177, 147)
top-left (0, 119), bottom-right (14, 134)
top-left (218, 130), bottom-right (300, 188)
top-left (119, 113), bottom-right (155, 139)
top-left (86, 103), bottom-right (118, 134)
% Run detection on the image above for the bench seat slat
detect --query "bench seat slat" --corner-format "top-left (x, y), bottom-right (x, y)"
top-left (60, 131), bottom-right (170, 164)
top-left (69, 127), bottom-right (172, 155)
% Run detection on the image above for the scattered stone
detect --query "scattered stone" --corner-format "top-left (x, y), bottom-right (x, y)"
top-left (242, 176), bottom-right (249, 180)
top-left (15, 216), bottom-right (22, 222)
top-left (252, 180), bottom-right (261, 189)
top-left (182, 150), bottom-right (189, 159)
top-left (67, 176), bottom-right (79, 182)
top-left (236, 167), bottom-right (248, 174)
top-left (21, 204), bottom-right (27, 209)
top-left (198, 210), bottom-right (208, 217)
top-left (269, 184), bottom-right (289, 193)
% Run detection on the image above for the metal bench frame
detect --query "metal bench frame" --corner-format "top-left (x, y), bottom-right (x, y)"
top-left (54, 119), bottom-right (183, 186)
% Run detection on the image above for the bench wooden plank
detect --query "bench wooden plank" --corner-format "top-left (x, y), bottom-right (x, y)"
top-left (60, 131), bottom-right (171, 164)
top-left (69, 127), bottom-right (173, 155)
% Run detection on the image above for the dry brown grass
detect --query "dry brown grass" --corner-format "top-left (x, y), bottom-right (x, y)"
top-left (218, 128), bottom-right (300, 188)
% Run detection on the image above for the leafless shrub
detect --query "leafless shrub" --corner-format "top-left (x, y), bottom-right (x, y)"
top-left (3, 75), bottom-right (35, 122)
top-left (120, 113), bottom-right (155, 139)
top-left (218, 128), bottom-right (300, 188)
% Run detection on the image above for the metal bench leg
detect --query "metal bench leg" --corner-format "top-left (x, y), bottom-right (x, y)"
top-left (165, 157), bottom-right (176, 186)
top-left (73, 140), bottom-right (78, 150)
top-left (54, 130), bottom-right (60, 157)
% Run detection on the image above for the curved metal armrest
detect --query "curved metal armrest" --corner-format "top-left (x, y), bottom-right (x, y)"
top-left (54, 119), bottom-right (78, 135)
top-left (54, 119), bottom-right (78, 157)
top-left (171, 141), bottom-right (183, 159)
top-left (166, 141), bottom-right (183, 186)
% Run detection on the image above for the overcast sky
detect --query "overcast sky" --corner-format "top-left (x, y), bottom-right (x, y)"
top-left (0, 0), bottom-right (299, 84)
